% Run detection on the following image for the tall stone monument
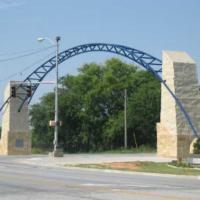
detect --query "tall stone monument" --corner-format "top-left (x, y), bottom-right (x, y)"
top-left (0, 81), bottom-right (31, 155)
top-left (157, 51), bottom-right (200, 159)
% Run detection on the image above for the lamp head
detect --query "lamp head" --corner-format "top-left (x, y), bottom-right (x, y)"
top-left (56, 36), bottom-right (61, 42)
top-left (37, 37), bottom-right (45, 42)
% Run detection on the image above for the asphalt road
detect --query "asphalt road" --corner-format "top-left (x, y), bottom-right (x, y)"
top-left (0, 158), bottom-right (200, 200)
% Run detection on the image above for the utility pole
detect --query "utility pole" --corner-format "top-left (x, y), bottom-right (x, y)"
top-left (124, 88), bottom-right (127, 149)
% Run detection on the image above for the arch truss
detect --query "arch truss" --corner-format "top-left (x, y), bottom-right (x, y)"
top-left (0, 43), bottom-right (198, 137)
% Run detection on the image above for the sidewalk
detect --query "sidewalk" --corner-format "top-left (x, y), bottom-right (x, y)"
top-left (10, 153), bottom-right (173, 168)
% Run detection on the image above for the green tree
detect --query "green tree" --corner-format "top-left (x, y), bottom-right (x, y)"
top-left (30, 92), bottom-right (54, 149)
top-left (127, 71), bottom-right (160, 147)
top-left (193, 138), bottom-right (200, 154)
top-left (30, 58), bottom-right (160, 152)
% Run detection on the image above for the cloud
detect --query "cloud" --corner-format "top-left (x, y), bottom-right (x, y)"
top-left (0, 0), bottom-right (26, 9)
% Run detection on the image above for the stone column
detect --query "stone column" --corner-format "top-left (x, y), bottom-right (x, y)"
top-left (0, 81), bottom-right (31, 155)
top-left (157, 51), bottom-right (200, 159)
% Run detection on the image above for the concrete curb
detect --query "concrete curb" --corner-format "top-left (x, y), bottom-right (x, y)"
top-left (63, 165), bottom-right (200, 180)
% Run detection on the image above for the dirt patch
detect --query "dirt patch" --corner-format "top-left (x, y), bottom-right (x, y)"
top-left (103, 162), bottom-right (139, 170)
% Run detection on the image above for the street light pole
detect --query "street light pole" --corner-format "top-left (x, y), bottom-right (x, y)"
top-left (54, 36), bottom-right (60, 153)
top-left (37, 36), bottom-right (62, 157)
top-left (124, 88), bottom-right (127, 149)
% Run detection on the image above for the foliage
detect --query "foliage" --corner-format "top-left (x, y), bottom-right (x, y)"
top-left (193, 138), bottom-right (200, 154)
top-left (96, 145), bottom-right (155, 154)
top-left (30, 58), bottom-right (160, 152)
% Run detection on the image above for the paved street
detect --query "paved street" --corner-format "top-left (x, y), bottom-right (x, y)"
top-left (0, 155), bottom-right (200, 200)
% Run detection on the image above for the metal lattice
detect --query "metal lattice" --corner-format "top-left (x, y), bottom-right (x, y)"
top-left (0, 43), bottom-right (198, 137)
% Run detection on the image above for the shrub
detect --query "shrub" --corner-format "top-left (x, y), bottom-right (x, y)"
top-left (193, 138), bottom-right (200, 154)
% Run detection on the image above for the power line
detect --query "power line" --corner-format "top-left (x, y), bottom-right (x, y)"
top-left (0, 51), bottom-right (55, 82)
top-left (0, 45), bottom-right (54, 63)
top-left (0, 45), bottom-right (54, 56)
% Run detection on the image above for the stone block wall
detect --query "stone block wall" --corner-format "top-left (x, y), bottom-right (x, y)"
top-left (0, 81), bottom-right (31, 155)
top-left (157, 51), bottom-right (200, 159)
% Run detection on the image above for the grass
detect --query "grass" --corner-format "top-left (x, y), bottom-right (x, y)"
top-left (31, 147), bottom-right (51, 154)
top-left (70, 161), bottom-right (200, 176)
top-left (89, 145), bottom-right (156, 154)
top-left (136, 162), bottom-right (200, 176)
top-left (32, 145), bottom-right (156, 154)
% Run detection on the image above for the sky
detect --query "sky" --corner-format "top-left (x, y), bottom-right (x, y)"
top-left (0, 0), bottom-right (200, 107)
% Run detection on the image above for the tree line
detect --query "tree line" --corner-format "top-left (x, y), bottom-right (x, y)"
top-left (30, 58), bottom-right (161, 152)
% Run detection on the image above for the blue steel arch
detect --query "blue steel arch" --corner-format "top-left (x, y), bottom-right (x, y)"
top-left (0, 43), bottom-right (198, 137)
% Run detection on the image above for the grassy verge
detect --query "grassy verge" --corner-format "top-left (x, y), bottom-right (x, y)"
top-left (32, 145), bottom-right (155, 154)
top-left (90, 145), bottom-right (156, 154)
top-left (69, 161), bottom-right (200, 176)
top-left (31, 147), bottom-right (51, 154)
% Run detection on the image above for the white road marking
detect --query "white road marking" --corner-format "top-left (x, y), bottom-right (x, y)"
top-left (27, 158), bottom-right (42, 161)
top-left (81, 183), bottom-right (184, 189)
top-left (82, 183), bottom-right (112, 187)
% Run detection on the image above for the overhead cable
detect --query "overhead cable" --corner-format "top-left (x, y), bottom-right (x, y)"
top-left (0, 51), bottom-right (55, 82)
top-left (0, 45), bottom-right (54, 63)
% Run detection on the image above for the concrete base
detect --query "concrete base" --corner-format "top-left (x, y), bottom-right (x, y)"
top-left (186, 154), bottom-right (200, 165)
top-left (49, 148), bottom-right (64, 157)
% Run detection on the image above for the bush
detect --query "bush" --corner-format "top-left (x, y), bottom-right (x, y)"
top-left (193, 138), bottom-right (200, 154)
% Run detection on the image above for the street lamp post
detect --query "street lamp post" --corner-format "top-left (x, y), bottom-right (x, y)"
top-left (54, 36), bottom-right (60, 154)
top-left (38, 36), bottom-right (62, 157)
top-left (124, 88), bottom-right (127, 149)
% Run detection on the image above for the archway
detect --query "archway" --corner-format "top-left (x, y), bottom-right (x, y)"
top-left (0, 43), bottom-right (198, 138)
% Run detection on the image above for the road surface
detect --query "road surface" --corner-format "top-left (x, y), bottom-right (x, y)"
top-left (0, 156), bottom-right (200, 200)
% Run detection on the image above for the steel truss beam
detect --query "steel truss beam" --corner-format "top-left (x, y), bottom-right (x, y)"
top-left (0, 43), bottom-right (198, 137)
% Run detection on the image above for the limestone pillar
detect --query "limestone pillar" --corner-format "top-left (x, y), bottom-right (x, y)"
top-left (0, 81), bottom-right (31, 155)
top-left (157, 51), bottom-right (200, 159)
